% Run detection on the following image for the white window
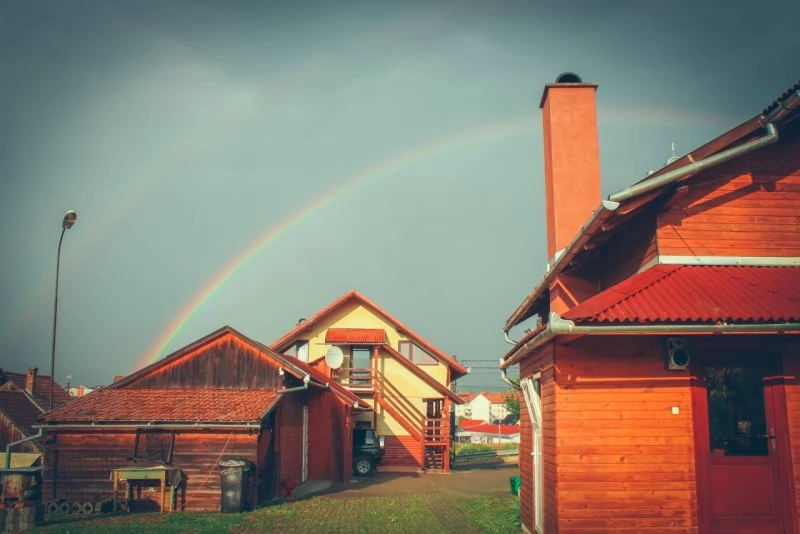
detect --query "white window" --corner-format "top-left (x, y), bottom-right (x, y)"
top-left (520, 373), bottom-right (543, 534)
top-left (398, 340), bottom-right (437, 365)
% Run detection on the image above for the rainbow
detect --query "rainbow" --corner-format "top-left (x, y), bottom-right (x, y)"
top-left (136, 116), bottom-right (539, 367)
top-left (136, 105), bottom-right (742, 369)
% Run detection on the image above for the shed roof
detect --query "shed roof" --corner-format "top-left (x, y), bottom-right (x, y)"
top-left (562, 265), bottom-right (800, 325)
top-left (1, 371), bottom-right (71, 409)
top-left (43, 388), bottom-right (279, 423)
top-left (0, 391), bottom-right (44, 435)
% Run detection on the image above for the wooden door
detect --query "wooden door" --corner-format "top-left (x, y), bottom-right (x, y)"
top-left (695, 353), bottom-right (791, 533)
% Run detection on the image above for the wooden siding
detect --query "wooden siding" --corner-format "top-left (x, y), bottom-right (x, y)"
top-left (307, 389), bottom-right (349, 482)
top-left (128, 334), bottom-right (283, 389)
top-left (0, 414), bottom-right (40, 453)
top-left (278, 398), bottom-right (304, 486)
top-left (42, 430), bottom-right (259, 513)
top-left (519, 343), bottom-right (555, 533)
top-left (553, 336), bottom-right (698, 534)
top-left (381, 435), bottom-right (422, 468)
top-left (783, 340), bottom-right (800, 533)
top-left (657, 131), bottom-right (800, 258)
top-left (597, 211), bottom-right (658, 289)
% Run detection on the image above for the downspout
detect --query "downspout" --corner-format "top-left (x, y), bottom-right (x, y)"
top-left (500, 367), bottom-right (521, 391)
top-left (609, 123), bottom-right (779, 203)
top-left (277, 374), bottom-right (311, 395)
top-left (5, 430), bottom-right (44, 469)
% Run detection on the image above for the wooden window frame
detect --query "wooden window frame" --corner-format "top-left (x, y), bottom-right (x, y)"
top-left (131, 429), bottom-right (176, 466)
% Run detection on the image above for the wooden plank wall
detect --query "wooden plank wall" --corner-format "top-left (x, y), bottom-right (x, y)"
top-left (307, 389), bottom-right (348, 482)
top-left (0, 414), bottom-right (40, 454)
top-left (278, 398), bottom-right (303, 485)
top-left (128, 334), bottom-right (283, 389)
top-left (42, 430), bottom-right (259, 513)
top-left (597, 211), bottom-right (658, 289)
top-left (381, 435), bottom-right (422, 468)
top-left (657, 129), bottom-right (800, 258)
top-left (554, 336), bottom-right (697, 534)
top-left (782, 340), bottom-right (800, 532)
top-left (519, 342), bottom-right (555, 533)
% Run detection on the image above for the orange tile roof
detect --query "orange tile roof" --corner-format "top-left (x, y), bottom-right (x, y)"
top-left (325, 328), bottom-right (387, 344)
top-left (44, 388), bottom-right (279, 423)
top-left (2, 371), bottom-right (71, 409)
top-left (483, 392), bottom-right (509, 405)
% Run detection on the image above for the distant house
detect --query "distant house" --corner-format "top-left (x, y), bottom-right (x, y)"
top-left (0, 368), bottom-right (70, 467)
top-left (67, 385), bottom-right (95, 397)
top-left (457, 423), bottom-right (520, 444)
top-left (455, 391), bottom-right (512, 423)
top-left (454, 392), bottom-right (478, 419)
top-left (270, 290), bottom-right (468, 473)
top-left (500, 74), bottom-right (800, 533)
top-left (40, 327), bottom-right (364, 513)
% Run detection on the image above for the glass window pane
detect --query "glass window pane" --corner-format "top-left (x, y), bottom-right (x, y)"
top-left (398, 341), bottom-right (411, 358)
top-left (705, 366), bottom-right (768, 456)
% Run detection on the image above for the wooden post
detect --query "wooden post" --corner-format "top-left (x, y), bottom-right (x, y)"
top-left (443, 397), bottom-right (451, 473)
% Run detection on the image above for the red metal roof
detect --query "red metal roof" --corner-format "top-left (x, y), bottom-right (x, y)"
top-left (458, 419), bottom-right (485, 429)
top-left (44, 388), bottom-right (279, 423)
top-left (563, 265), bottom-right (800, 325)
top-left (462, 423), bottom-right (520, 436)
top-left (325, 328), bottom-right (387, 344)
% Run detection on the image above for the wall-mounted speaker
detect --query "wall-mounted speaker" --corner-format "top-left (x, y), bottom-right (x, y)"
top-left (666, 338), bottom-right (690, 370)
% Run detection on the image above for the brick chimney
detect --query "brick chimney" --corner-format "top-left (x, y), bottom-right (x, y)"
top-left (26, 367), bottom-right (38, 394)
top-left (540, 72), bottom-right (602, 313)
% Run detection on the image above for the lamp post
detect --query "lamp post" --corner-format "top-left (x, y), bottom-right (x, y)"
top-left (50, 210), bottom-right (77, 411)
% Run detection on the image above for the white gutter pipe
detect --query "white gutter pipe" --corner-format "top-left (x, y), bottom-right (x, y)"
top-left (608, 123), bottom-right (778, 203)
top-left (500, 367), bottom-right (521, 391)
top-left (277, 374), bottom-right (311, 394)
top-left (5, 430), bottom-right (44, 469)
top-left (501, 312), bottom-right (800, 369)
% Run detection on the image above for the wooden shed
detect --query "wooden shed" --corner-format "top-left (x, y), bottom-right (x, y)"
top-left (500, 75), bottom-right (800, 533)
top-left (39, 326), bottom-right (364, 513)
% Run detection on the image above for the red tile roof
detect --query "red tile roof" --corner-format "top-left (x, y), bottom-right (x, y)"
top-left (1, 371), bottom-right (71, 409)
top-left (462, 423), bottom-right (520, 436)
top-left (458, 392), bottom-right (478, 403)
top-left (483, 393), bottom-right (509, 405)
top-left (0, 391), bottom-right (44, 435)
top-left (44, 388), bottom-right (279, 423)
top-left (563, 265), bottom-right (800, 325)
top-left (325, 328), bottom-right (387, 344)
top-left (269, 290), bottom-right (468, 378)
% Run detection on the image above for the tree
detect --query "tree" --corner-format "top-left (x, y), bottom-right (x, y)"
top-left (504, 377), bottom-right (521, 419)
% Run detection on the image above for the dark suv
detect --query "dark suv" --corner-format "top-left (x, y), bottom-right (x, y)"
top-left (352, 428), bottom-right (382, 476)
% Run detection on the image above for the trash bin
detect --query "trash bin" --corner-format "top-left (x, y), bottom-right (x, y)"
top-left (509, 475), bottom-right (521, 497)
top-left (219, 459), bottom-right (253, 513)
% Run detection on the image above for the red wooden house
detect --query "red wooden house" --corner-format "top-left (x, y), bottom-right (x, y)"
top-left (500, 74), bottom-right (800, 533)
top-left (40, 326), bottom-right (364, 512)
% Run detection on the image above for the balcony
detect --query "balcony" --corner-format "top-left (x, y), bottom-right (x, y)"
top-left (332, 368), bottom-right (375, 391)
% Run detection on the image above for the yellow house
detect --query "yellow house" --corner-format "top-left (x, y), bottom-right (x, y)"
top-left (269, 290), bottom-right (468, 473)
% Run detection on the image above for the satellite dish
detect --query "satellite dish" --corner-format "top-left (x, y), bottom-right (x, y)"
top-left (325, 346), bottom-right (344, 370)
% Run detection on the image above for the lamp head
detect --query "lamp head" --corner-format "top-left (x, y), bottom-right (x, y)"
top-left (62, 211), bottom-right (77, 230)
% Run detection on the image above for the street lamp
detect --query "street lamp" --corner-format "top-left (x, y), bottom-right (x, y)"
top-left (50, 210), bottom-right (77, 411)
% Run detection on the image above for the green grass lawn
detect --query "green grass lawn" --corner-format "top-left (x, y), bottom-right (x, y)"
top-left (33, 495), bottom-right (521, 534)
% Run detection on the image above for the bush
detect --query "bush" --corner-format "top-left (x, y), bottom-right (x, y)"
top-left (502, 442), bottom-right (519, 451)
top-left (455, 443), bottom-right (495, 455)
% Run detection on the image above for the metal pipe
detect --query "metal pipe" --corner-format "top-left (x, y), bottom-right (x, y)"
top-left (503, 332), bottom-right (518, 345)
top-left (5, 430), bottom-right (44, 469)
top-left (500, 367), bottom-right (521, 391)
top-left (609, 123), bottom-right (779, 203)
top-left (34, 422), bottom-right (261, 430)
top-left (277, 374), bottom-right (311, 395)
top-left (501, 313), bottom-right (800, 369)
top-left (49, 228), bottom-right (66, 412)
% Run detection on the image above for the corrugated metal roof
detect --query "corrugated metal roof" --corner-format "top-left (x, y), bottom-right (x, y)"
top-left (44, 388), bottom-right (279, 423)
top-left (763, 80), bottom-right (800, 115)
top-left (562, 265), bottom-right (800, 325)
top-left (325, 328), bottom-right (387, 344)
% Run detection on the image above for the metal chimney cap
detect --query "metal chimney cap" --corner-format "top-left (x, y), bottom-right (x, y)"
top-left (555, 72), bottom-right (583, 83)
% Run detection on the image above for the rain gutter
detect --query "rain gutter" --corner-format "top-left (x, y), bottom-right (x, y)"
top-left (33, 422), bottom-right (262, 431)
top-left (5, 430), bottom-right (44, 469)
top-left (501, 312), bottom-right (800, 369)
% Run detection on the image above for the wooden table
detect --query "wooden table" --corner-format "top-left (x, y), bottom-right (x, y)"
top-left (111, 467), bottom-right (182, 514)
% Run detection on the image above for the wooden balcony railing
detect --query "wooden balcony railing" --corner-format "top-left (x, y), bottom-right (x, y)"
top-left (332, 368), bottom-right (375, 390)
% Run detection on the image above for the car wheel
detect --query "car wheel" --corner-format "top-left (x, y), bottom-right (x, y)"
top-left (354, 456), bottom-right (373, 476)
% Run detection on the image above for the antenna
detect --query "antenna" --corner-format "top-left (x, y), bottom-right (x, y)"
top-left (666, 142), bottom-right (680, 165)
top-left (324, 346), bottom-right (344, 370)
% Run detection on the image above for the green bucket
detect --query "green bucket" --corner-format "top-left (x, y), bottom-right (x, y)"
top-left (509, 475), bottom-right (521, 496)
